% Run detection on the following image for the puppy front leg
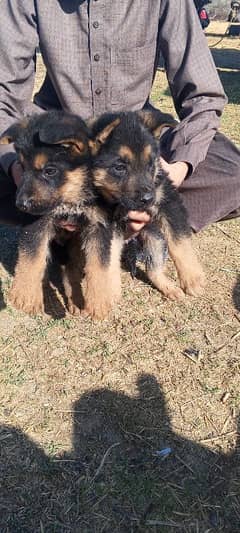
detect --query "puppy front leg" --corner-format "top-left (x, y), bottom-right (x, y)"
top-left (167, 234), bottom-right (205, 296)
top-left (62, 236), bottom-right (85, 316)
top-left (142, 227), bottom-right (185, 301)
top-left (82, 228), bottom-right (123, 319)
top-left (9, 218), bottom-right (52, 315)
top-left (160, 192), bottom-right (205, 296)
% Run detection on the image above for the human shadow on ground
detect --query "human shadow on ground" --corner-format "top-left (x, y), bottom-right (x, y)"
top-left (210, 48), bottom-right (240, 70)
top-left (232, 274), bottom-right (240, 312)
top-left (0, 373), bottom-right (239, 532)
top-left (0, 279), bottom-right (6, 310)
top-left (217, 69), bottom-right (240, 105)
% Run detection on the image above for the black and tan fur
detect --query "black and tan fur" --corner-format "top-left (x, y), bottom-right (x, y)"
top-left (0, 111), bottom-right (107, 316)
top-left (0, 109), bottom-right (205, 320)
top-left (89, 110), bottom-right (205, 305)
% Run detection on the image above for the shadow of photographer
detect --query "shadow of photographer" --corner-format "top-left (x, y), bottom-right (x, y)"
top-left (0, 373), bottom-right (239, 531)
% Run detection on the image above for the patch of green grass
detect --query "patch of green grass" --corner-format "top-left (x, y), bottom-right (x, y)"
top-left (28, 317), bottom-right (59, 340)
top-left (46, 441), bottom-right (63, 456)
top-left (1, 362), bottom-right (26, 386)
top-left (199, 381), bottom-right (220, 394)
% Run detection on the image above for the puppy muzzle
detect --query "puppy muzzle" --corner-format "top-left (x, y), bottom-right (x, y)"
top-left (119, 191), bottom-right (156, 212)
top-left (16, 193), bottom-right (53, 215)
top-left (16, 194), bottom-right (35, 213)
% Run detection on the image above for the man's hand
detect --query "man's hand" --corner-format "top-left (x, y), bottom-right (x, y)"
top-left (160, 157), bottom-right (189, 188)
top-left (126, 210), bottom-right (151, 239)
top-left (125, 158), bottom-right (189, 239)
top-left (10, 160), bottom-right (23, 188)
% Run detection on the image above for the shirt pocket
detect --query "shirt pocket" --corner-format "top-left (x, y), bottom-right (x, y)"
top-left (110, 41), bottom-right (156, 109)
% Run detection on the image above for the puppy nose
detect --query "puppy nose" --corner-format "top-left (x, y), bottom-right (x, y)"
top-left (16, 196), bottom-right (32, 212)
top-left (141, 192), bottom-right (154, 205)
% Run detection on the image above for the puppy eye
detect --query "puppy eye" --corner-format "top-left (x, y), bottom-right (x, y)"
top-left (113, 163), bottom-right (127, 174)
top-left (43, 166), bottom-right (58, 178)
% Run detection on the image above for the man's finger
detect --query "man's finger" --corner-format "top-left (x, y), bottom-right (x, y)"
top-left (128, 210), bottom-right (151, 223)
top-left (127, 220), bottom-right (146, 232)
top-left (159, 156), bottom-right (169, 172)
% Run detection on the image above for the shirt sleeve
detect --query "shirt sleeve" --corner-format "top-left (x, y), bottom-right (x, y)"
top-left (158, 0), bottom-right (227, 172)
top-left (0, 0), bottom-right (40, 174)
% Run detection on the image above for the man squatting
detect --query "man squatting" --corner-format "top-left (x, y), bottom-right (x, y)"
top-left (0, 0), bottom-right (239, 233)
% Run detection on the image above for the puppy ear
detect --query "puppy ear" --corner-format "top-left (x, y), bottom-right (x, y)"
top-left (39, 114), bottom-right (88, 154)
top-left (46, 137), bottom-right (87, 155)
top-left (89, 118), bottom-right (120, 155)
top-left (0, 120), bottom-right (28, 145)
top-left (138, 110), bottom-right (177, 139)
top-left (0, 134), bottom-right (13, 145)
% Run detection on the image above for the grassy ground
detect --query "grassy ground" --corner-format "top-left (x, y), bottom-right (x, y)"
top-left (0, 22), bottom-right (240, 533)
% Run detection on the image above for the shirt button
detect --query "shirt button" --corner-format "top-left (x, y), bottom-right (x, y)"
top-left (95, 88), bottom-right (102, 95)
top-left (93, 21), bottom-right (99, 29)
top-left (94, 54), bottom-right (100, 62)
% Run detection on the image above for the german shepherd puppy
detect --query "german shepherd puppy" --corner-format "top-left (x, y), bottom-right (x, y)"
top-left (0, 110), bottom-right (205, 320)
top-left (88, 110), bottom-right (205, 307)
top-left (0, 111), bottom-right (106, 316)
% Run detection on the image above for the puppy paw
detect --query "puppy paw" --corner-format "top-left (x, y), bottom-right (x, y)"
top-left (164, 285), bottom-right (185, 301)
top-left (84, 287), bottom-right (121, 320)
top-left (84, 301), bottom-right (113, 320)
top-left (180, 268), bottom-right (205, 297)
top-left (147, 270), bottom-right (185, 302)
top-left (9, 285), bottom-right (45, 315)
top-left (67, 300), bottom-right (82, 317)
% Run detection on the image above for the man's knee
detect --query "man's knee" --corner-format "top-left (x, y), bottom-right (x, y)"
top-left (209, 131), bottom-right (240, 180)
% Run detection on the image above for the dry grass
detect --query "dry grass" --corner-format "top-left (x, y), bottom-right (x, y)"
top-left (0, 21), bottom-right (240, 533)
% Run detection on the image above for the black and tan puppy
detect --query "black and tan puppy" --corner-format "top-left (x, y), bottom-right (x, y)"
top-left (0, 109), bottom-right (205, 320)
top-left (0, 111), bottom-right (105, 316)
top-left (88, 110), bottom-right (205, 306)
